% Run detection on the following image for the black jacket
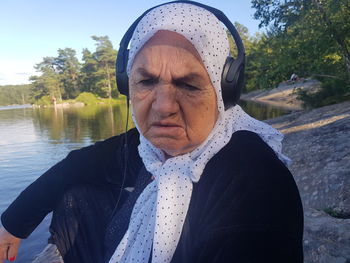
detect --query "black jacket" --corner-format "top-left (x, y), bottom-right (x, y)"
top-left (1, 129), bottom-right (304, 262)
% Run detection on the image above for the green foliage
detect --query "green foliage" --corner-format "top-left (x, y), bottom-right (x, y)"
top-left (89, 36), bottom-right (118, 98)
top-left (30, 59), bottom-right (62, 101)
top-left (75, 92), bottom-right (125, 106)
top-left (30, 36), bottom-right (118, 103)
top-left (100, 97), bottom-right (124, 105)
top-left (35, 95), bottom-right (53, 106)
top-left (228, 22), bottom-right (254, 57)
top-left (75, 92), bottom-right (99, 105)
top-left (248, 0), bottom-right (350, 106)
top-left (56, 48), bottom-right (81, 99)
top-left (0, 84), bottom-right (33, 106)
top-left (297, 78), bottom-right (350, 108)
top-left (80, 48), bottom-right (99, 94)
top-left (323, 208), bottom-right (349, 219)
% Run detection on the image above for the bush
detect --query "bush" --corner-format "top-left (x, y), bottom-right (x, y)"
top-left (75, 92), bottom-right (99, 105)
top-left (35, 95), bottom-right (52, 106)
top-left (297, 78), bottom-right (350, 108)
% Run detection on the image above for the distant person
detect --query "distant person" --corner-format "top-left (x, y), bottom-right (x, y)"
top-left (52, 96), bottom-right (57, 108)
top-left (290, 73), bottom-right (299, 82)
top-left (0, 2), bottom-right (304, 263)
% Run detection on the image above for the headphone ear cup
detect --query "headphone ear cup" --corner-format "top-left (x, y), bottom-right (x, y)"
top-left (116, 49), bottom-right (130, 97)
top-left (221, 56), bottom-right (244, 110)
top-left (234, 63), bottom-right (245, 103)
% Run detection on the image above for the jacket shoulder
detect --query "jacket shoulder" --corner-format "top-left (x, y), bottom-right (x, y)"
top-left (189, 131), bottom-right (303, 261)
top-left (61, 128), bottom-right (141, 185)
top-left (198, 130), bottom-right (302, 232)
top-left (229, 130), bottom-right (279, 160)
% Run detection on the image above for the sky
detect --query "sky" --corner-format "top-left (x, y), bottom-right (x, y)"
top-left (0, 0), bottom-right (261, 85)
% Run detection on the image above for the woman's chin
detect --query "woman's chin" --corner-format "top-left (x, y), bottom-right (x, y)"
top-left (149, 138), bottom-right (196, 158)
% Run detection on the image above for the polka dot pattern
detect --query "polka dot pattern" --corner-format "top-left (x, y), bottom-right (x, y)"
top-left (126, 2), bottom-right (229, 113)
top-left (110, 3), bottom-right (291, 263)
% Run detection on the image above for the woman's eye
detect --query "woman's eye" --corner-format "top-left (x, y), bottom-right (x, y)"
top-left (179, 83), bottom-right (199, 91)
top-left (139, 79), bottom-right (156, 86)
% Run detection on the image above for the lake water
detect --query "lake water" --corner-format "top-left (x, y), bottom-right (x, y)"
top-left (0, 101), bottom-right (290, 262)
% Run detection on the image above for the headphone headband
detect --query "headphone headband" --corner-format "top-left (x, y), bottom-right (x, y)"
top-left (116, 0), bottom-right (246, 108)
top-left (118, 1), bottom-right (245, 59)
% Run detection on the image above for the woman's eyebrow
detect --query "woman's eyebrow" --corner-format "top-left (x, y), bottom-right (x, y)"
top-left (135, 68), bottom-right (202, 83)
top-left (174, 73), bottom-right (202, 83)
top-left (135, 68), bottom-right (158, 79)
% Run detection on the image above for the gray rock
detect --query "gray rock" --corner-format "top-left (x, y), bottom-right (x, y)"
top-left (265, 101), bottom-right (350, 262)
top-left (241, 78), bottom-right (321, 110)
top-left (303, 207), bottom-right (350, 263)
top-left (267, 101), bottom-right (350, 216)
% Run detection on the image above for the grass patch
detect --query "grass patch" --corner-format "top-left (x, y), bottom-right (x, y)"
top-left (35, 95), bottom-right (53, 106)
top-left (75, 92), bottom-right (99, 105)
top-left (33, 93), bottom-right (127, 107)
top-left (323, 208), bottom-right (350, 219)
top-left (76, 92), bottom-right (127, 105)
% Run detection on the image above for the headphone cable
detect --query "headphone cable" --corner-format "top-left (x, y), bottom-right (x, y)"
top-left (109, 95), bottom-right (130, 220)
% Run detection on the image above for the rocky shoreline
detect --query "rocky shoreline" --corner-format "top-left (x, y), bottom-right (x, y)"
top-left (266, 100), bottom-right (350, 263)
top-left (241, 78), bottom-right (321, 111)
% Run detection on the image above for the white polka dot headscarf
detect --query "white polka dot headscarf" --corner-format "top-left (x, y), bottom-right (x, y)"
top-left (109, 3), bottom-right (291, 263)
top-left (125, 2), bottom-right (229, 115)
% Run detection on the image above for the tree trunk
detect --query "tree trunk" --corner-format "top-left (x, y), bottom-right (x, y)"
top-left (106, 64), bottom-right (112, 99)
top-left (57, 87), bottom-right (63, 102)
top-left (341, 46), bottom-right (350, 82)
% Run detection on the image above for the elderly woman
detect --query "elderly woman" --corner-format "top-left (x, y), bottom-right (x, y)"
top-left (0, 2), bottom-right (303, 263)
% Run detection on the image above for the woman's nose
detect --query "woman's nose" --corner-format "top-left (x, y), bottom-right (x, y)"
top-left (152, 84), bottom-right (178, 117)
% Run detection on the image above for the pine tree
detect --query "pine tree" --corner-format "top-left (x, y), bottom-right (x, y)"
top-left (55, 48), bottom-right (81, 99)
top-left (30, 57), bottom-right (62, 101)
top-left (91, 36), bottom-right (118, 98)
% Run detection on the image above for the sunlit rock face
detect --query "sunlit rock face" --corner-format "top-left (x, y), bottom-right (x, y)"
top-left (267, 100), bottom-right (350, 216)
top-left (267, 100), bottom-right (350, 263)
top-left (241, 78), bottom-right (321, 111)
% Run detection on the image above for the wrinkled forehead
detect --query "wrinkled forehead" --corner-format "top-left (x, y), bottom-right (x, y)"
top-left (126, 2), bottom-right (230, 113)
top-left (131, 30), bottom-right (204, 69)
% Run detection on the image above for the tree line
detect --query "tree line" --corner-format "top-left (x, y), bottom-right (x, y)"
top-left (0, 85), bottom-right (32, 106)
top-left (1, 0), bottom-right (349, 107)
top-left (30, 36), bottom-right (117, 102)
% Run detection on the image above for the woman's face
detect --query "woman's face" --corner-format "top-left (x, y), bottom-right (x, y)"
top-left (129, 31), bottom-right (218, 157)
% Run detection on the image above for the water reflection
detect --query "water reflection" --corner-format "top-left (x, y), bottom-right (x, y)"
top-left (239, 100), bottom-right (291, 120)
top-left (31, 103), bottom-right (134, 143)
top-left (1, 101), bottom-right (289, 146)
top-left (0, 103), bottom-right (135, 262)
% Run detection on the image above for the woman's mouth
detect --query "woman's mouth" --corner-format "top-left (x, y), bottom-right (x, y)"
top-left (152, 121), bottom-right (182, 128)
top-left (150, 121), bottom-right (183, 136)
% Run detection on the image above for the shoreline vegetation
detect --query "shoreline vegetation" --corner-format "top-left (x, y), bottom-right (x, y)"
top-left (240, 78), bottom-right (322, 111)
top-left (31, 92), bottom-right (127, 108)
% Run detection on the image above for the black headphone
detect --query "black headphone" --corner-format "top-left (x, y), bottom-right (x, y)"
top-left (116, 0), bottom-right (246, 110)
